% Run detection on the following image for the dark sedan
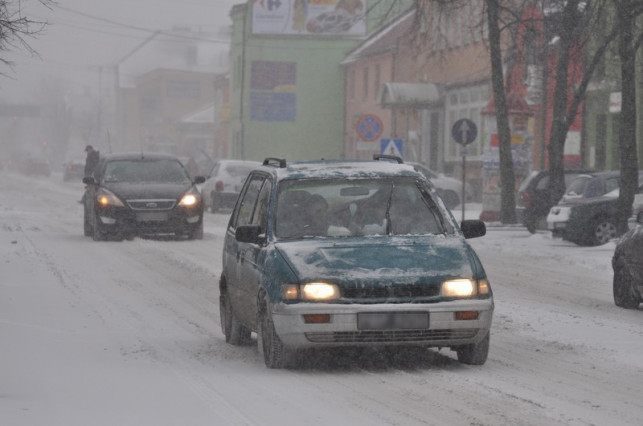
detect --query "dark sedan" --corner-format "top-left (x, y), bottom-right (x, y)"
top-left (612, 211), bottom-right (643, 309)
top-left (82, 153), bottom-right (205, 241)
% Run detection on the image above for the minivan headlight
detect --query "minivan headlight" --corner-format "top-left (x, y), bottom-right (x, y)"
top-left (441, 278), bottom-right (490, 297)
top-left (281, 282), bottom-right (340, 301)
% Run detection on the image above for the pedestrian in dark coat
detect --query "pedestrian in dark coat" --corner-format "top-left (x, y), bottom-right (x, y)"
top-left (84, 145), bottom-right (99, 177)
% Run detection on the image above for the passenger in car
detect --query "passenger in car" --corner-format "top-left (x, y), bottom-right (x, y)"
top-left (303, 194), bottom-right (329, 236)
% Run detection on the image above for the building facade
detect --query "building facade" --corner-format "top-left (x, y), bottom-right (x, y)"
top-left (227, 0), bottom-right (412, 162)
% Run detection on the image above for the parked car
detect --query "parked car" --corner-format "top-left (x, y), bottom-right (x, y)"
top-left (409, 162), bottom-right (473, 208)
top-left (20, 155), bottom-right (51, 176)
top-left (612, 211), bottom-right (643, 309)
top-left (546, 171), bottom-right (643, 246)
top-left (82, 152), bottom-right (205, 241)
top-left (201, 159), bottom-right (261, 212)
top-left (220, 156), bottom-right (493, 369)
top-left (62, 158), bottom-right (86, 182)
top-left (516, 169), bottom-right (594, 233)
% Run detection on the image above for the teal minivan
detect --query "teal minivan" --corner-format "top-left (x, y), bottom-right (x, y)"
top-left (220, 156), bottom-right (493, 369)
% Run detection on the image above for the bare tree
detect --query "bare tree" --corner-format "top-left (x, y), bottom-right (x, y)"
top-left (0, 0), bottom-right (51, 71)
top-left (612, 0), bottom-right (643, 235)
top-left (543, 0), bottom-right (642, 237)
top-left (486, 0), bottom-right (517, 223)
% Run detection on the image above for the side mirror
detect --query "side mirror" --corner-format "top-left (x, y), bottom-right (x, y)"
top-left (235, 225), bottom-right (264, 244)
top-left (461, 219), bottom-right (486, 239)
top-left (82, 176), bottom-right (96, 185)
top-left (194, 175), bottom-right (206, 184)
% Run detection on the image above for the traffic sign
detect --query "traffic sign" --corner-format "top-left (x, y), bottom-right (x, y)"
top-left (380, 138), bottom-right (403, 157)
top-left (451, 118), bottom-right (477, 146)
top-left (356, 114), bottom-right (383, 141)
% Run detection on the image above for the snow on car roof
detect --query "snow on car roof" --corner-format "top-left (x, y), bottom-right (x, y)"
top-left (266, 159), bottom-right (421, 180)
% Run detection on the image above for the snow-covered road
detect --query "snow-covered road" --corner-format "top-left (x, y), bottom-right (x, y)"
top-left (1, 171), bottom-right (642, 426)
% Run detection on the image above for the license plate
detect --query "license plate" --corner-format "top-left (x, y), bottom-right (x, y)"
top-left (358, 312), bottom-right (429, 330)
top-left (136, 212), bottom-right (168, 222)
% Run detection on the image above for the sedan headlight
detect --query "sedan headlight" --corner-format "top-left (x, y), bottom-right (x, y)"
top-left (441, 278), bottom-right (490, 298)
top-left (179, 188), bottom-right (201, 207)
top-left (97, 188), bottom-right (124, 207)
top-left (281, 282), bottom-right (340, 301)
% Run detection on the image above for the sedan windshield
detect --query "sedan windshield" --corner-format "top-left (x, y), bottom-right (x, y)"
top-left (275, 178), bottom-right (454, 238)
top-left (104, 160), bottom-right (191, 183)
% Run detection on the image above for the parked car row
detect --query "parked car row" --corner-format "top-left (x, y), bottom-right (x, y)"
top-left (409, 162), bottom-right (473, 208)
top-left (546, 171), bottom-right (643, 246)
top-left (516, 169), bottom-right (594, 233)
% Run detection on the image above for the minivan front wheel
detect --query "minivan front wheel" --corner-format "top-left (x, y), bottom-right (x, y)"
top-left (257, 294), bottom-right (293, 369)
top-left (220, 287), bottom-right (252, 345)
top-left (455, 331), bottom-right (489, 365)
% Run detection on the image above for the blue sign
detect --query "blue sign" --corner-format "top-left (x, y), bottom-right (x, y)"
top-left (381, 138), bottom-right (403, 157)
top-left (452, 118), bottom-right (477, 146)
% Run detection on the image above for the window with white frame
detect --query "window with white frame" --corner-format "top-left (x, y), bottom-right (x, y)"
top-left (444, 84), bottom-right (489, 160)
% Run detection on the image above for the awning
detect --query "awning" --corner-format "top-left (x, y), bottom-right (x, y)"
top-left (377, 83), bottom-right (442, 108)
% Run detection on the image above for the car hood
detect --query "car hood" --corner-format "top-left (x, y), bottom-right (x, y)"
top-left (275, 236), bottom-right (479, 284)
top-left (103, 182), bottom-right (192, 200)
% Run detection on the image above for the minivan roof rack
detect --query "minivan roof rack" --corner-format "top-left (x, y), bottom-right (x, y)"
top-left (373, 154), bottom-right (404, 164)
top-left (263, 157), bottom-right (287, 168)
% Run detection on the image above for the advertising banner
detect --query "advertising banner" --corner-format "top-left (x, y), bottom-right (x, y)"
top-left (252, 0), bottom-right (367, 35)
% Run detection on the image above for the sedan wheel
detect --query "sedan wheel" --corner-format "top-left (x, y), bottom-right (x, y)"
top-left (257, 294), bottom-right (292, 369)
top-left (188, 222), bottom-right (204, 240)
top-left (92, 213), bottom-right (104, 241)
top-left (83, 208), bottom-right (91, 237)
top-left (613, 260), bottom-right (640, 309)
top-left (524, 217), bottom-right (537, 234)
top-left (592, 218), bottom-right (616, 246)
top-left (211, 193), bottom-right (219, 213)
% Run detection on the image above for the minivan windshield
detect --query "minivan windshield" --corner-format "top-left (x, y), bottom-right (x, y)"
top-left (275, 178), bottom-right (455, 238)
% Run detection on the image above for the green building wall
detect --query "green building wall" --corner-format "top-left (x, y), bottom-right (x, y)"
top-left (229, 1), bottom-right (412, 162)
top-left (582, 19), bottom-right (643, 171)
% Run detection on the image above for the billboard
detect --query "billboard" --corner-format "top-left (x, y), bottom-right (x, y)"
top-left (250, 61), bottom-right (297, 122)
top-left (252, 0), bottom-right (367, 35)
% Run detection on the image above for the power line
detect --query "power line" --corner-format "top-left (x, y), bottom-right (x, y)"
top-left (54, 4), bottom-right (230, 45)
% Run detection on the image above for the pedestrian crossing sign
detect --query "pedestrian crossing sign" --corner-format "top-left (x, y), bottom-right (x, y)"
top-left (380, 138), bottom-right (403, 157)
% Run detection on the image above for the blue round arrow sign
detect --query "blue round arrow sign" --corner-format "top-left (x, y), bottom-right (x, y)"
top-left (451, 118), bottom-right (477, 146)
